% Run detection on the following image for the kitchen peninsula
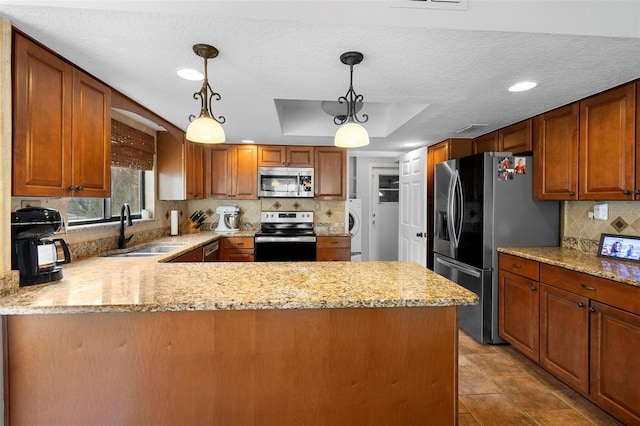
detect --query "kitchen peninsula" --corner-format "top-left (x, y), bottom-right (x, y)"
top-left (0, 234), bottom-right (477, 426)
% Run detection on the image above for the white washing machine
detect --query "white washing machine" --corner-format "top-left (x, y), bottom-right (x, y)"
top-left (348, 199), bottom-right (362, 261)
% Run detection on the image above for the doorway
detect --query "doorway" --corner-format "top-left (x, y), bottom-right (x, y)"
top-left (369, 166), bottom-right (399, 261)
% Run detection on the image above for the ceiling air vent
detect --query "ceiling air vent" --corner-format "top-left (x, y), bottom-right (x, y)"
top-left (455, 124), bottom-right (489, 134)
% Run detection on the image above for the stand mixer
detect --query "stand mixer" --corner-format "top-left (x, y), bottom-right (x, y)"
top-left (215, 205), bottom-right (240, 233)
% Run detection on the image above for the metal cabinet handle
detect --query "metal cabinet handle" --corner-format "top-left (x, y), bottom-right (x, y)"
top-left (530, 286), bottom-right (537, 291)
top-left (578, 302), bottom-right (585, 308)
top-left (512, 263), bottom-right (521, 269)
top-left (623, 190), bottom-right (631, 195)
top-left (581, 284), bottom-right (596, 291)
top-left (568, 191), bottom-right (575, 196)
top-left (67, 185), bottom-right (84, 192)
top-left (589, 306), bottom-right (595, 312)
top-left (635, 189), bottom-right (640, 195)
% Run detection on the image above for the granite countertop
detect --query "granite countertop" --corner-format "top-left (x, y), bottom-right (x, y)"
top-left (0, 233), bottom-right (478, 315)
top-left (498, 247), bottom-right (640, 288)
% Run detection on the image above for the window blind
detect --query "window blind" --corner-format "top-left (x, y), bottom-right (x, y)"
top-left (111, 120), bottom-right (155, 170)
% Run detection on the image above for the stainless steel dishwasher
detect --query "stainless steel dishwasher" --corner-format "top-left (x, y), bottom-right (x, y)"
top-left (203, 240), bottom-right (220, 262)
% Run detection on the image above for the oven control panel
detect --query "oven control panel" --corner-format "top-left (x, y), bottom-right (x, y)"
top-left (260, 211), bottom-right (313, 223)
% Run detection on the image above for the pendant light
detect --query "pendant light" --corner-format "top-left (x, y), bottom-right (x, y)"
top-left (186, 44), bottom-right (226, 144)
top-left (333, 51), bottom-right (369, 148)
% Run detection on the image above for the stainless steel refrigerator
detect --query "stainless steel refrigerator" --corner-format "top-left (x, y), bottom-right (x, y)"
top-left (433, 152), bottom-right (560, 344)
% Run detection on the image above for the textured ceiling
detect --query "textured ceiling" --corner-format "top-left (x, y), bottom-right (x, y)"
top-left (1, 1), bottom-right (639, 153)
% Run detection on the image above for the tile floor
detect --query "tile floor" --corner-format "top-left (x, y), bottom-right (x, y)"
top-left (457, 330), bottom-right (623, 425)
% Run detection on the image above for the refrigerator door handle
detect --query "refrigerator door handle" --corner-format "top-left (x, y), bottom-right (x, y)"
top-left (454, 171), bottom-right (464, 246)
top-left (435, 256), bottom-right (482, 278)
top-left (446, 170), bottom-right (457, 247)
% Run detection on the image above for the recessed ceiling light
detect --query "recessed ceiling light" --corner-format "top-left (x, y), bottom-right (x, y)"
top-left (176, 67), bottom-right (203, 81)
top-left (508, 81), bottom-right (537, 92)
top-left (241, 139), bottom-right (255, 144)
top-left (403, 142), bottom-right (423, 148)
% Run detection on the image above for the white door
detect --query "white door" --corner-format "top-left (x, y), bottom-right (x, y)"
top-left (398, 147), bottom-right (428, 266)
top-left (369, 166), bottom-right (399, 261)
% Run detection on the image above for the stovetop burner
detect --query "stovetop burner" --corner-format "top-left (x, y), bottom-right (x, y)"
top-left (258, 211), bottom-right (315, 237)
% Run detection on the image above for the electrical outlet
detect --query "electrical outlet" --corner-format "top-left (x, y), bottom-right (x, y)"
top-left (593, 203), bottom-right (608, 221)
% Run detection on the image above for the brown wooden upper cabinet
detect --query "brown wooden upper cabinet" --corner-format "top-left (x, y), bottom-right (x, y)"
top-left (498, 119), bottom-right (532, 154)
top-left (637, 82), bottom-right (640, 200)
top-left (472, 131), bottom-right (499, 154)
top-left (533, 82), bottom-right (637, 201)
top-left (579, 83), bottom-right (636, 200)
top-left (205, 144), bottom-right (258, 200)
top-left (533, 104), bottom-right (579, 200)
top-left (314, 146), bottom-right (347, 200)
top-left (13, 32), bottom-right (111, 198)
top-left (157, 132), bottom-right (204, 200)
top-left (257, 145), bottom-right (314, 167)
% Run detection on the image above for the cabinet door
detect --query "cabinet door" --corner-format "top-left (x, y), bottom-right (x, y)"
top-left (287, 146), bottom-right (314, 167)
top-left (579, 83), bottom-right (636, 200)
top-left (533, 104), bottom-right (579, 200)
top-left (636, 83), bottom-right (640, 200)
top-left (499, 270), bottom-right (540, 362)
top-left (315, 146), bottom-right (347, 200)
top-left (170, 247), bottom-right (204, 262)
top-left (71, 69), bottom-right (111, 198)
top-left (448, 138), bottom-right (473, 160)
top-left (204, 145), bottom-right (232, 199)
top-left (539, 283), bottom-right (590, 394)
top-left (472, 132), bottom-right (498, 154)
top-left (590, 301), bottom-right (640, 425)
top-left (499, 119), bottom-right (532, 154)
top-left (12, 33), bottom-right (73, 197)
top-left (257, 145), bottom-right (285, 166)
top-left (231, 145), bottom-right (257, 199)
top-left (185, 140), bottom-right (203, 199)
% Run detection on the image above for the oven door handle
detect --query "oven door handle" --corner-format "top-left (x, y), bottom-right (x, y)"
top-left (255, 236), bottom-right (317, 243)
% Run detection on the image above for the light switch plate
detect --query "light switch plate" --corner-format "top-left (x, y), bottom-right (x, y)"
top-left (594, 203), bottom-right (608, 221)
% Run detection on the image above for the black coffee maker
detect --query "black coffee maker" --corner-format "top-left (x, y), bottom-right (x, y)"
top-left (11, 207), bottom-right (71, 286)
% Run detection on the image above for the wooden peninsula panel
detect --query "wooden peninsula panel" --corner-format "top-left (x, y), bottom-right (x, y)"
top-left (5, 306), bottom-right (458, 425)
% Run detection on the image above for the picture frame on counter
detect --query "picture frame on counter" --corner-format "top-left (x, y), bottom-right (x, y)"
top-left (597, 233), bottom-right (640, 263)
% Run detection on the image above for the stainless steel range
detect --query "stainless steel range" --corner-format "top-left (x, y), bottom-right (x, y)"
top-left (254, 211), bottom-right (316, 262)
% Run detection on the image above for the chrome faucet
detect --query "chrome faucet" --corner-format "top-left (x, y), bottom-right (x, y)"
top-left (117, 203), bottom-right (134, 249)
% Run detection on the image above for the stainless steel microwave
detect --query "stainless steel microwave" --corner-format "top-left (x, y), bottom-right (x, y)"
top-left (258, 167), bottom-right (314, 198)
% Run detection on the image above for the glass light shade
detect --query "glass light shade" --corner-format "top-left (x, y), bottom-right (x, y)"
top-left (186, 116), bottom-right (225, 144)
top-left (334, 122), bottom-right (369, 148)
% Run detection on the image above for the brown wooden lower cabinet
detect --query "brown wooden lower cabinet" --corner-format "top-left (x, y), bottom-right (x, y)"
top-left (316, 236), bottom-right (351, 261)
top-left (220, 237), bottom-right (254, 262)
top-left (4, 306), bottom-right (459, 425)
top-left (169, 246), bottom-right (204, 262)
top-left (539, 283), bottom-right (589, 394)
top-left (498, 270), bottom-right (539, 362)
top-left (590, 301), bottom-right (640, 425)
top-left (499, 254), bottom-right (640, 425)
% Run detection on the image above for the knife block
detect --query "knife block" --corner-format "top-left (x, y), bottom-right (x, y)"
top-left (179, 219), bottom-right (200, 234)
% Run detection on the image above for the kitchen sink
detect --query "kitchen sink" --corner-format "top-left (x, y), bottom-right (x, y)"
top-left (102, 244), bottom-right (185, 257)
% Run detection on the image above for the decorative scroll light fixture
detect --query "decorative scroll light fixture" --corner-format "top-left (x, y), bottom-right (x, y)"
top-left (333, 51), bottom-right (369, 148)
top-left (186, 44), bottom-right (226, 144)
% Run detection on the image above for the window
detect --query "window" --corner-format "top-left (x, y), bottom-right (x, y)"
top-left (67, 119), bottom-right (154, 225)
top-left (377, 174), bottom-right (399, 203)
top-left (67, 167), bottom-right (144, 225)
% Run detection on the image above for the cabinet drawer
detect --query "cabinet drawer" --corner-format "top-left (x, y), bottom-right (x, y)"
top-left (499, 253), bottom-right (539, 281)
top-left (222, 237), bottom-right (255, 249)
top-left (317, 236), bottom-right (351, 249)
top-left (540, 264), bottom-right (640, 315)
top-left (317, 248), bottom-right (351, 261)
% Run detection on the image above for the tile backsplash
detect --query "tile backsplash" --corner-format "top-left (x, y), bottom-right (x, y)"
top-left (563, 201), bottom-right (640, 253)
